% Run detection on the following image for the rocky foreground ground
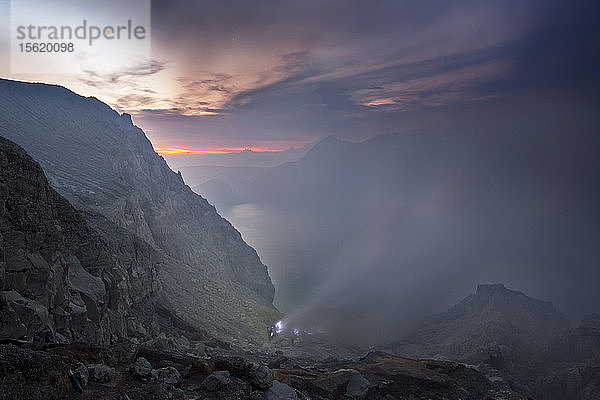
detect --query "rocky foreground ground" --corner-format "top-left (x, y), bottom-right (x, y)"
top-left (0, 336), bottom-right (528, 400)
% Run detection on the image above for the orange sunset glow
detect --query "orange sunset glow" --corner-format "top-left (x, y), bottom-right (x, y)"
top-left (154, 147), bottom-right (286, 155)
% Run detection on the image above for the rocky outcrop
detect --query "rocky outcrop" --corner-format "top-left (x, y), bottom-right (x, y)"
top-left (533, 314), bottom-right (600, 400)
top-left (273, 351), bottom-right (527, 400)
top-left (0, 78), bottom-right (279, 342)
top-left (389, 284), bottom-right (570, 381)
top-left (0, 136), bottom-right (159, 345)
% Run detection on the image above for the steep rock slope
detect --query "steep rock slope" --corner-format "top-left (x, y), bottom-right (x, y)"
top-left (390, 284), bottom-right (570, 376)
top-left (0, 136), bottom-right (159, 345)
top-left (533, 313), bottom-right (600, 400)
top-left (0, 78), bottom-right (278, 342)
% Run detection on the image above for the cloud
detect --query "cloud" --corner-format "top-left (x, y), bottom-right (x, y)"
top-left (2, 0), bottom-right (596, 151)
top-left (272, 51), bottom-right (311, 76)
top-left (116, 94), bottom-right (164, 110)
top-left (80, 60), bottom-right (166, 86)
top-left (154, 51), bottom-right (313, 116)
top-left (133, 0), bottom-right (537, 118)
top-left (350, 60), bottom-right (513, 111)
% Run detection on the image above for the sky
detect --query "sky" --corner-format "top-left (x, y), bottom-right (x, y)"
top-left (0, 0), bottom-right (598, 154)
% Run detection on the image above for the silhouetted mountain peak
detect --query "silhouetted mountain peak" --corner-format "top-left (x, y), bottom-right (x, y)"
top-left (121, 112), bottom-right (133, 126)
top-left (475, 283), bottom-right (509, 295)
top-left (458, 284), bottom-right (566, 325)
top-left (320, 134), bottom-right (341, 144)
top-left (300, 134), bottom-right (353, 164)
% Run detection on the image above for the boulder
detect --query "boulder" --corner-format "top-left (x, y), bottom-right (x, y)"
top-left (88, 363), bottom-right (116, 383)
top-left (153, 366), bottom-right (182, 385)
top-left (266, 380), bottom-right (299, 400)
top-left (344, 369), bottom-right (369, 399)
top-left (0, 291), bottom-right (51, 342)
top-left (308, 368), bottom-right (359, 394)
top-left (202, 370), bottom-right (231, 391)
top-left (268, 355), bottom-right (289, 369)
top-left (67, 256), bottom-right (105, 304)
top-left (190, 341), bottom-right (206, 357)
top-left (249, 363), bottom-right (274, 389)
top-left (132, 357), bottom-right (152, 378)
top-left (0, 293), bottom-right (27, 340)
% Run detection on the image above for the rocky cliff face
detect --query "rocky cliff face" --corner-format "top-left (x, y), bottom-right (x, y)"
top-left (0, 136), bottom-right (159, 345)
top-left (0, 78), bottom-right (278, 343)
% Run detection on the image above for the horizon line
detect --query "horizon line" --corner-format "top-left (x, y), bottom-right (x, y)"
top-left (154, 146), bottom-right (289, 156)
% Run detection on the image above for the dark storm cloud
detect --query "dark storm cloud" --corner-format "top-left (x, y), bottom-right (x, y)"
top-left (138, 0), bottom-right (600, 150)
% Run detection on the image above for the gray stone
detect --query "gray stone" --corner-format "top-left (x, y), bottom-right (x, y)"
top-left (26, 253), bottom-right (49, 272)
top-left (190, 341), bottom-right (206, 357)
top-left (0, 294), bottom-right (27, 340)
top-left (67, 256), bottom-right (105, 303)
top-left (88, 364), bottom-right (116, 383)
top-left (0, 260), bottom-right (4, 290)
top-left (266, 380), bottom-right (299, 400)
top-left (0, 291), bottom-right (52, 342)
top-left (249, 391), bottom-right (268, 400)
top-left (153, 366), bottom-right (182, 385)
top-left (5, 247), bottom-right (29, 272)
top-left (345, 369), bottom-right (369, 399)
top-left (132, 357), bottom-right (152, 377)
top-left (249, 363), bottom-right (274, 389)
top-left (202, 370), bottom-right (231, 391)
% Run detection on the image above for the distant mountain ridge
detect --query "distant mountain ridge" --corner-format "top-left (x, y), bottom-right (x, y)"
top-left (0, 78), bottom-right (279, 343)
top-left (165, 142), bottom-right (314, 169)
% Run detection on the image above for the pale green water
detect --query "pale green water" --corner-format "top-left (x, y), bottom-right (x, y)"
top-left (222, 202), bottom-right (335, 313)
